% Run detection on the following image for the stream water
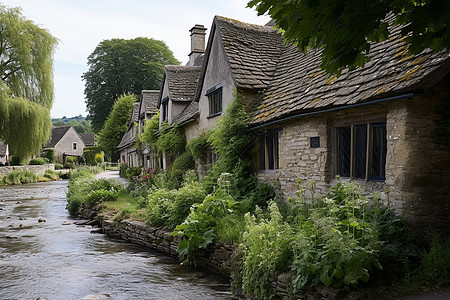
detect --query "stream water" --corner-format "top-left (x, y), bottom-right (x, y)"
top-left (0, 180), bottom-right (232, 300)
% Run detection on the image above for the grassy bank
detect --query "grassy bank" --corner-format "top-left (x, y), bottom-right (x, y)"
top-left (0, 169), bottom-right (61, 185)
top-left (66, 168), bottom-right (449, 299)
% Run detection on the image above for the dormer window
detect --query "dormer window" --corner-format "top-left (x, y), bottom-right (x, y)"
top-left (161, 97), bottom-right (169, 122)
top-left (206, 87), bottom-right (223, 118)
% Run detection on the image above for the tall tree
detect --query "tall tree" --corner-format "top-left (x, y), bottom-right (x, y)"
top-left (248, 0), bottom-right (450, 75)
top-left (97, 94), bottom-right (137, 159)
top-left (0, 5), bottom-right (58, 159)
top-left (83, 37), bottom-right (179, 132)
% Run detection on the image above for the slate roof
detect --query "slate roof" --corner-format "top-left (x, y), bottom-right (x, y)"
top-left (118, 102), bottom-right (140, 150)
top-left (129, 102), bottom-right (140, 126)
top-left (0, 140), bottom-right (7, 156)
top-left (46, 126), bottom-right (72, 148)
top-left (172, 101), bottom-right (199, 126)
top-left (249, 22), bottom-right (450, 125)
top-left (163, 65), bottom-right (202, 103)
top-left (215, 16), bottom-right (284, 90)
top-left (139, 90), bottom-right (159, 119)
top-left (117, 128), bottom-right (135, 150)
top-left (79, 133), bottom-right (95, 147)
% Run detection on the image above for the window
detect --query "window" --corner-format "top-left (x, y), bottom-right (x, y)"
top-left (72, 142), bottom-right (77, 150)
top-left (206, 147), bottom-right (218, 165)
top-left (259, 129), bottom-right (281, 170)
top-left (207, 88), bottom-right (222, 117)
top-left (336, 122), bottom-right (387, 180)
top-left (161, 97), bottom-right (169, 122)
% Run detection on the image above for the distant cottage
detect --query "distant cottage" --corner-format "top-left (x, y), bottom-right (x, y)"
top-left (45, 126), bottom-right (95, 163)
top-left (119, 16), bottom-right (450, 232)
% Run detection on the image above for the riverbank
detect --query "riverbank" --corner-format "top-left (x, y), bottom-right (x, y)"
top-left (78, 207), bottom-right (360, 300)
top-left (68, 170), bottom-right (449, 300)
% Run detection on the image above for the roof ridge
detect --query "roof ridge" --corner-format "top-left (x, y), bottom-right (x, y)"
top-left (215, 15), bottom-right (276, 33)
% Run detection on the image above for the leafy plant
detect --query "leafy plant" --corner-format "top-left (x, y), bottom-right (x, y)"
top-left (155, 122), bottom-right (186, 157)
top-left (29, 157), bottom-right (49, 165)
top-left (421, 233), bottom-right (450, 286)
top-left (240, 201), bottom-right (293, 299)
top-left (172, 173), bottom-right (236, 264)
top-left (170, 150), bottom-right (194, 184)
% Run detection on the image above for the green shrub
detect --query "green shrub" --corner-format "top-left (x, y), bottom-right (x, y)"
top-left (240, 202), bottom-right (293, 299)
top-left (155, 123), bottom-right (186, 157)
top-left (421, 233), bottom-right (450, 286)
top-left (172, 173), bottom-right (236, 264)
top-left (67, 197), bottom-right (83, 215)
top-left (10, 156), bottom-right (21, 166)
top-left (126, 166), bottom-right (141, 179)
top-left (95, 153), bottom-right (104, 164)
top-left (188, 131), bottom-right (210, 161)
top-left (43, 148), bottom-right (55, 162)
top-left (146, 187), bottom-right (178, 226)
top-left (2, 170), bottom-right (39, 184)
top-left (66, 171), bottom-right (123, 215)
top-left (119, 164), bottom-right (128, 178)
top-left (54, 163), bottom-right (64, 170)
top-left (167, 173), bottom-right (207, 228)
top-left (85, 189), bottom-right (119, 206)
top-left (170, 150), bottom-right (194, 183)
top-left (44, 169), bottom-right (59, 180)
top-left (64, 162), bottom-right (75, 169)
top-left (83, 146), bottom-right (104, 165)
top-left (66, 156), bottom-right (78, 163)
top-left (29, 157), bottom-right (48, 165)
top-left (289, 182), bottom-right (381, 291)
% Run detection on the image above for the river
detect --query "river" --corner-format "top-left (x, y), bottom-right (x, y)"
top-left (0, 180), bottom-right (232, 300)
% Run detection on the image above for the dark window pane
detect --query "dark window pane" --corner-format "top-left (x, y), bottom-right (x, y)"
top-left (208, 89), bottom-right (223, 115)
top-left (371, 124), bottom-right (387, 180)
top-left (267, 133), bottom-right (274, 169)
top-left (274, 131), bottom-right (279, 169)
top-left (338, 127), bottom-right (351, 177)
top-left (259, 136), bottom-right (265, 170)
top-left (354, 125), bottom-right (367, 179)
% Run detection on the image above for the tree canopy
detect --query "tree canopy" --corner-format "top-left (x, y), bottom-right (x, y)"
top-left (248, 0), bottom-right (450, 75)
top-left (97, 94), bottom-right (137, 159)
top-left (83, 37), bottom-right (180, 132)
top-left (0, 5), bottom-right (57, 160)
top-left (52, 115), bottom-right (93, 133)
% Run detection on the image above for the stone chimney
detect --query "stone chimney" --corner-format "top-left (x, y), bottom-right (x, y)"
top-left (187, 24), bottom-right (206, 66)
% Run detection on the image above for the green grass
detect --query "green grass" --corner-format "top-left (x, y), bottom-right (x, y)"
top-left (102, 191), bottom-right (146, 221)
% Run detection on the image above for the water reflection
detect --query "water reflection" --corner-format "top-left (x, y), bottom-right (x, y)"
top-left (0, 181), bottom-right (232, 299)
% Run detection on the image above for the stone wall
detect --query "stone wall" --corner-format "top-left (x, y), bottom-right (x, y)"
top-left (0, 164), bottom-right (55, 178)
top-left (255, 91), bottom-right (450, 233)
top-left (385, 94), bottom-right (450, 232)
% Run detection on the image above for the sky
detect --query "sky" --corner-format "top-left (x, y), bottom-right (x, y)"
top-left (1, 0), bottom-right (270, 118)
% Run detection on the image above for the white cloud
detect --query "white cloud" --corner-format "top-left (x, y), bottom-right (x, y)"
top-left (1, 0), bottom-right (270, 118)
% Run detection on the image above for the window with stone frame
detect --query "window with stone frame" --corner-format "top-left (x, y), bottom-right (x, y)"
top-left (161, 97), bottom-right (169, 122)
top-left (72, 142), bottom-right (77, 150)
top-left (336, 122), bottom-right (387, 180)
top-left (207, 88), bottom-right (222, 117)
top-left (259, 128), bottom-right (281, 170)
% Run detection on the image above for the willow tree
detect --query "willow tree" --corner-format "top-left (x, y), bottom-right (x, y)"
top-left (0, 5), bottom-right (58, 160)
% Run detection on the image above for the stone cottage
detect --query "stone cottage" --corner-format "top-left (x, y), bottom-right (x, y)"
top-left (118, 102), bottom-right (140, 167)
top-left (157, 16), bottom-right (449, 232)
top-left (45, 126), bottom-right (87, 163)
top-left (137, 90), bottom-right (160, 170)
